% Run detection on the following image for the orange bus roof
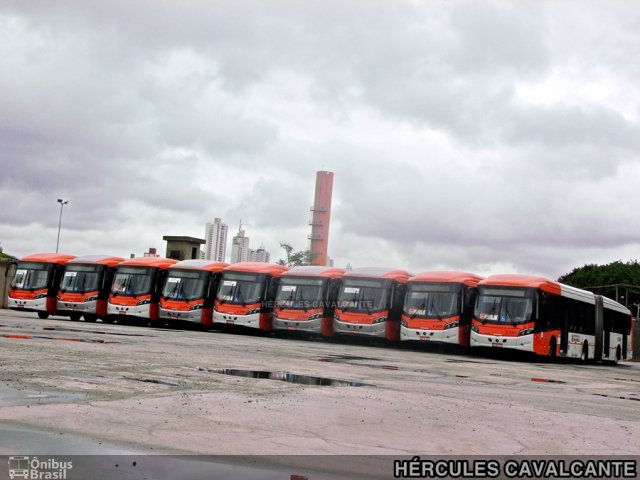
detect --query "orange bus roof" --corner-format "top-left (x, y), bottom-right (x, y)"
top-left (67, 255), bottom-right (125, 267)
top-left (282, 266), bottom-right (346, 279)
top-left (344, 267), bottom-right (413, 283)
top-left (19, 253), bottom-right (77, 265)
top-left (117, 257), bottom-right (178, 269)
top-left (169, 260), bottom-right (229, 273)
top-left (224, 262), bottom-right (289, 276)
top-left (479, 274), bottom-right (562, 295)
top-left (410, 271), bottom-right (484, 287)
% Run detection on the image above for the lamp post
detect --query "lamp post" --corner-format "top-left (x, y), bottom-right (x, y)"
top-left (56, 198), bottom-right (69, 253)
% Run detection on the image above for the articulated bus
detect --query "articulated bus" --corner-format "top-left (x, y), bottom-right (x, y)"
top-left (401, 271), bottom-right (484, 346)
top-left (471, 275), bottom-right (633, 363)
top-left (272, 266), bottom-right (346, 336)
top-left (213, 262), bottom-right (289, 331)
top-left (159, 260), bottom-right (228, 327)
top-left (333, 267), bottom-right (412, 341)
top-left (9, 253), bottom-right (77, 319)
top-left (107, 257), bottom-right (178, 323)
top-left (57, 255), bottom-right (125, 322)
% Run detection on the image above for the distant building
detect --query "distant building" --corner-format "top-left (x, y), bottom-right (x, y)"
top-left (249, 246), bottom-right (270, 263)
top-left (204, 218), bottom-right (228, 262)
top-left (230, 222), bottom-right (250, 264)
top-left (143, 247), bottom-right (159, 258)
top-left (163, 236), bottom-right (206, 261)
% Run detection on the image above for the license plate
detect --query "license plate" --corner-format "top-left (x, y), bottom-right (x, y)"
top-left (226, 320), bottom-right (234, 325)
top-left (17, 304), bottom-right (24, 308)
top-left (491, 342), bottom-right (503, 348)
top-left (119, 310), bottom-right (126, 315)
top-left (287, 326), bottom-right (296, 331)
top-left (419, 336), bottom-right (430, 341)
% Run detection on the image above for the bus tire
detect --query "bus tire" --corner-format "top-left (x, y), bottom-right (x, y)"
top-left (548, 337), bottom-right (557, 358)
top-left (613, 346), bottom-right (621, 365)
top-left (69, 313), bottom-right (82, 322)
top-left (83, 314), bottom-right (97, 322)
top-left (580, 342), bottom-right (588, 363)
top-left (102, 316), bottom-right (116, 324)
top-left (37, 311), bottom-right (49, 319)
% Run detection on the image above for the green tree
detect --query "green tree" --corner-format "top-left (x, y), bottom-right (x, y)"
top-left (277, 243), bottom-right (314, 267)
top-left (558, 260), bottom-right (640, 307)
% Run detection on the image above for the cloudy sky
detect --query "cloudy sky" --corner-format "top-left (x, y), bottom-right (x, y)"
top-left (1, 1), bottom-right (639, 279)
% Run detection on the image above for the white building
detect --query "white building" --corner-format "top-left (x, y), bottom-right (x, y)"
top-left (230, 223), bottom-right (250, 264)
top-left (204, 218), bottom-right (228, 262)
top-left (249, 246), bottom-right (270, 263)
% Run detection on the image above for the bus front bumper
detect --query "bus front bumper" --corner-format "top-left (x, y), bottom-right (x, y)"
top-left (57, 300), bottom-right (97, 314)
top-left (273, 317), bottom-right (322, 333)
top-left (213, 310), bottom-right (260, 329)
top-left (333, 319), bottom-right (386, 337)
top-left (470, 331), bottom-right (533, 352)
top-left (8, 297), bottom-right (47, 312)
top-left (107, 303), bottom-right (151, 319)
top-left (400, 326), bottom-right (459, 344)
top-left (159, 308), bottom-right (202, 323)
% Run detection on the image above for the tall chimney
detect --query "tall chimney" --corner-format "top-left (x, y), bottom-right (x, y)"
top-left (309, 171), bottom-right (334, 266)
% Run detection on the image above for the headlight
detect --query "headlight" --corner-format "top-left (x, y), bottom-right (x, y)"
top-left (137, 299), bottom-right (150, 306)
top-left (273, 311), bottom-right (278, 318)
top-left (518, 328), bottom-right (533, 336)
top-left (85, 296), bottom-right (98, 302)
top-left (444, 321), bottom-right (459, 330)
top-left (189, 304), bottom-right (203, 311)
top-left (333, 313), bottom-right (340, 322)
top-left (471, 324), bottom-right (479, 333)
top-left (247, 308), bottom-right (260, 315)
top-left (308, 312), bottom-right (323, 320)
top-left (401, 319), bottom-right (408, 327)
top-left (34, 293), bottom-right (47, 299)
top-left (372, 316), bottom-right (387, 324)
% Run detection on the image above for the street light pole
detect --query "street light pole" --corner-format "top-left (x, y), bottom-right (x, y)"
top-left (56, 198), bottom-right (69, 253)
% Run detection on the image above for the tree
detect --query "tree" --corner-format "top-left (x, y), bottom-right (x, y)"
top-left (558, 260), bottom-right (640, 307)
top-left (277, 242), bottom-right (314, 267)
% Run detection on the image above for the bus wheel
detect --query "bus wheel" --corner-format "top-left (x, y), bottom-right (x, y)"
top-left (37, 311), bottom-right (49, 319)
top-left (102, 316), bottom-right (116, 324)
top-left (83, 314), bottom-right (97, 322)
top-left (70, 313), bottom-right (82, 322)
top-left (548, 338), bottom-right (557, 359)
top-left (613, 346), bottom-right (621, 365)
top-left (580, 342), bottom-right (588, 363)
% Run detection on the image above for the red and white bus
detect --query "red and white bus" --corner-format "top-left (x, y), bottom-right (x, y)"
top-left (57, 255), bottom-right (125, 322)
top-left (333, 267), bottom-right (412, 341)
top-left (9, 253), bottom-right (77, 319)
top-left (213, 262), bottom-right (288, 331)
top-left (272, 266), bottom-right (346, 336)
top-left (159, 260), bottom-right (228, 327)
top-left (401, 271), bottom-right (484, 346)
top-left (107, 257), bottom-right (178, 323)
top-left (471, 274), bottom-right (634, 363)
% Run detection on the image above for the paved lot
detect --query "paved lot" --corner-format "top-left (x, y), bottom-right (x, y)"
top-left (0, 309), bottom-right (638, 466)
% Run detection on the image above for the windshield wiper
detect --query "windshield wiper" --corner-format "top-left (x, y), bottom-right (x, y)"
top-left (411, 297), bottom-right (427, 319)
top-left (481, 301), bottom-right (499, 324)
top-left (504, 304), bottom-right (518, 326)
top-left (237, 285), bottom-right (246, 307)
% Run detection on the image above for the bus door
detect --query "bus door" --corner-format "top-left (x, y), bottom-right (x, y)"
top-left (594, 295), bottom-right (604, 361)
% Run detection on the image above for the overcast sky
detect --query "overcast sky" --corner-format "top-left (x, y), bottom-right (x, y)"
top-left (1, 1), bottom-right (639, 279)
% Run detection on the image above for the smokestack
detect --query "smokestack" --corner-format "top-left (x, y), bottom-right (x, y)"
top-left (309, 171), bottom-right (334, 266)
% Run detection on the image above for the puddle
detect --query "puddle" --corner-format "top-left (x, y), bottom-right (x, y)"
top-left (317, 354), bottom-right (377, 362)
top-left (531, 377), bottom-right (567, 384)
top-left (42, 326), bottom-right (151, 337)
top-left (1, 333), bottom-right (120, 344)
top-left (592, 393), bottom-right (640, 402)
top-left (445, 359), bottom-right (495, 364)
top-left (201, 368), bottom-right (365, 387)
top-left (0, 384), bottom-right (89, 407)
top-left (123, 377), bottom-right (180, 387)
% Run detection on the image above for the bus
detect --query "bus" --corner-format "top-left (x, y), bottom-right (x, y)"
top-left (401, 271), bottom-right (484, 347)
top-left (107, 257), bottom-right (178, 323)
top-left (8, 253), bottom-right (77, 319)
top-left (57, 255), bottom-right (125, 322)
top-left (471, 274), bottom-right (633, 363)
top-left (213, 262), bottom-right (288, 331)
top-left (333, 267), bottom-right (412, 341)
top-left (272, 266), bottom-right (346, 336)
top-left (159, 260), bottom-right (228, 327)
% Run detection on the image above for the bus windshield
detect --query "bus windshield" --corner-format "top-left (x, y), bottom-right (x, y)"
top-left (404, 283), bottom-right (460, 319)
top-left (475, 287), bottom-right (535, 325)
top-left (217, 272), bottom-right (264, 305)
top-left (11, 262), bottom-right (51, 290)
top-left (162, 270), bottom-right (208, 301)
top-left (337, 278), bottom-right (389, 313)
top-left (60, 265), bottom-right (102, 293)
top-left (276, 277), bottom-right (325, 310)
top-left (111, 267), bottom-right (155, 296)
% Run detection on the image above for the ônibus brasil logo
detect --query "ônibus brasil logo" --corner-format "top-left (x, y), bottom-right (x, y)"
top-left (8, 456), bottom-right (73, 480)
